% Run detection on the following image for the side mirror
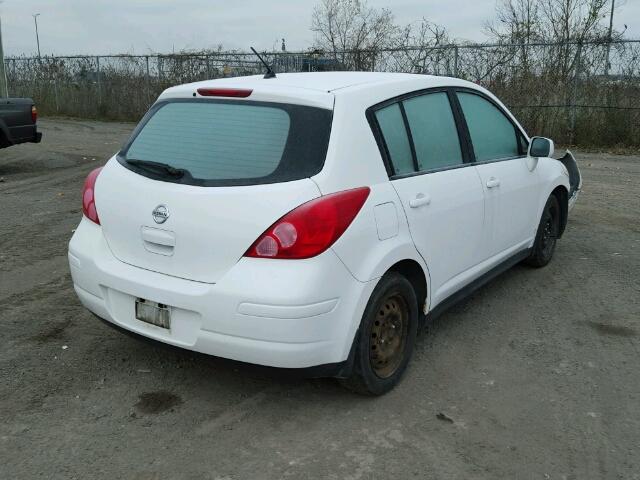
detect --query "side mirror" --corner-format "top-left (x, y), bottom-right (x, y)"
top-left (528, 136), bottom-right (554, 158)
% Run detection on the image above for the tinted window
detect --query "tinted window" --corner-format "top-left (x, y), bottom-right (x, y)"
top-left (403, 92), bottom-right (463, 171)
top-left (458, 92), bottom-right (519, 162)
top-left (374, 103), bottom-right (415, 175)
top-left (121, 100), bottom-right (332, 186)
top-left (518, 133), bottom-right (529, 154)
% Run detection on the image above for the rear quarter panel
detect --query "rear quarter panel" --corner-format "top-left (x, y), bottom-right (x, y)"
top-left (319, 86), bottom-right (430, 299)
top-left (331, 181), bottom-right (428, 283)
top-left (310, 90), bottom-right (389, 194)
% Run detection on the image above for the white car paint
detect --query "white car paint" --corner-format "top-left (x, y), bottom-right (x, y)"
top-left (390, 165), bottom-right (486, 307)
top-left (68, 72), bottom-right (578, 371)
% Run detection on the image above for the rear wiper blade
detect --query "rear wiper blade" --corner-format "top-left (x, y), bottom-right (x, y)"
top-left (125, 159), bottom-right (189, 179)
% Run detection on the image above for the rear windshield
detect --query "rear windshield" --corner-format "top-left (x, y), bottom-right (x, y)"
top-left (118, 99), bottom-right (332, 186)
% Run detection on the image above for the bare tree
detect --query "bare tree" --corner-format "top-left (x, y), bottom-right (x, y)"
top-left (485, 0), bottom-right (541, 71)
top-left (311, 0), bottom-right (455, 73)
top-left (487, 0), bottom-right (616, 43)
top-left (483, 0), bottom-right (621, 92)
top-left (486, 0), bottom-right (541, 44)
top-left (539, 0), bottom-right (611, 42)
top-left (390, 20), bottom-right (450, 74)
top-left (311, 0), bottom-right (397, 70)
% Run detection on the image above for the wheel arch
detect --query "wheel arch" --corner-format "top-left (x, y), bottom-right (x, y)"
top-left (386, 258), bottom-right (429, 325)
top-left (534, 161), bottom-right (570, 240)
top-left (336, 239), bottom-right (432, 365)
top-left (551, 185), bottom-right (569, 238)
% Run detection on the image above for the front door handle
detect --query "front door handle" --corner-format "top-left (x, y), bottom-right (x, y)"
top-left (486, 177), bottom-right (501, 189)
top-left (409, 193), bottom-right (431, 208)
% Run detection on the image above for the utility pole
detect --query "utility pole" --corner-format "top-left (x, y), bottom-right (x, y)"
top-left (0, 14), bottom-right (8, 97)
top-left (33, 13), bottom-right (40, 59)
top-left (604, 0), bottom-right (615, 76)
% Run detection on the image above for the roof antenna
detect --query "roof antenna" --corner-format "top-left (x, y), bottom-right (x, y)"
top-left (250, 47), bottom-right (276, 79)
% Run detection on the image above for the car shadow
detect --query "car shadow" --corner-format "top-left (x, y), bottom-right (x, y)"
top-left (86, 263), bottom-right (535, 401)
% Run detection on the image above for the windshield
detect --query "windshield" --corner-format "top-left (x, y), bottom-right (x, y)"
top-left (119, 99), bottom-right (332, 186)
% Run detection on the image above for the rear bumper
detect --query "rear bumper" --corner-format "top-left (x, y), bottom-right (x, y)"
top-left (68, 217), bottom-right (375, 370)
top-left (91, 312), bottom-right (354, 378)
top-left (6, 125), bottom-right (41, 145)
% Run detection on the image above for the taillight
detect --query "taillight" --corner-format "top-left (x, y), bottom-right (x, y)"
top-left (31, 105), bottom-right (37, 123)
top-left (196, 88), bottom-right (252, 98)
top-left (82, 167), bottom-right (103, 225)
top-left (245, 187), bottom-right (370, 259)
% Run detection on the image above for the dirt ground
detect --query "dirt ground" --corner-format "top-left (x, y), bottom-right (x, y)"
top-left (1, 118), bottom-right (639, 480)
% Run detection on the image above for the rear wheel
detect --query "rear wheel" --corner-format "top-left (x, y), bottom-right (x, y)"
top-left (526, 195), bottom-right (560, 268)
top-left (340, 272), bottom-right (418, 395)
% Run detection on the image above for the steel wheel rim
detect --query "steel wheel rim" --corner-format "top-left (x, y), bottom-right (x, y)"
top-left (369, 293), bottom-right (409, 379)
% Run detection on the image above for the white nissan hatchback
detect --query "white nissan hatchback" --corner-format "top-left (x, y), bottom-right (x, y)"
top-left (69, 72), bottom-right (581, 394)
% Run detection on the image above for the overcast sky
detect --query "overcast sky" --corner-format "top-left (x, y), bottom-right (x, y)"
top-left (0, 0), bottom-right (637, 56)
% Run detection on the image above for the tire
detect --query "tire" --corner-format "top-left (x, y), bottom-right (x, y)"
top-left (0, 132), bottom-right (9, 149)
top-left (340, 272), bottom-right (418, 395)
top-left (525, 194), bottom-right (561, 268)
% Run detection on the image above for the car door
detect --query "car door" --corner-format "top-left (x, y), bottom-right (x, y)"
top-left (371, 90), bottom-right (485, 308)
top-left (455, 91), bottom-right (541, 262)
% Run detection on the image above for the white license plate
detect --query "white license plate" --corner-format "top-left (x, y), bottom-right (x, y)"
top-left (135, 299), bottom-right (171, 329)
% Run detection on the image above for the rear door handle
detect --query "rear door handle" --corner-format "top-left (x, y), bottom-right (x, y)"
top-left (486, 177), bottom-right (501, 189)
top-left (409, 193), bottom-right (431, 208)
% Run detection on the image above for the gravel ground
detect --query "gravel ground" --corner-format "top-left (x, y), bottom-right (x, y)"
top-left (1, 118), bottom-right (639, 480)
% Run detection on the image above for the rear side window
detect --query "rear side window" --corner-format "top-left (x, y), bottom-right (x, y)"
top-left (403, 92), bottom-right (463, 171)
top-left (120, 99), bottom-right (332, 186)
top-left (374, 104), bottom-right (414, 175)
top-left (457, 92), bottom-right (520, 162)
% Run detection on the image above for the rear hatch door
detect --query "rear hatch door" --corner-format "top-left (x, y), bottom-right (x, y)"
top-left (96, 165), bottom-right (320, 283)
top-left (95, 96), bottom-right (332, 283)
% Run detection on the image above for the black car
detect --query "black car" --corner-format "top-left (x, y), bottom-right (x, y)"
top-left (0, 98), bottom-right (42, 149)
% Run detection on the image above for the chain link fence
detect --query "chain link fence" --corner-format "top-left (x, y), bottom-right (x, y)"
top-left (5, 39), bottom-right (640, 147)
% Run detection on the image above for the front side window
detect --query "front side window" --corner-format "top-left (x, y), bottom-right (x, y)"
top-left (457, 92), bottom-right (520, 162)
top-left (120, 100), bottom-right (332, 186)
top-left (403, 92), bottom-right (463, 171)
